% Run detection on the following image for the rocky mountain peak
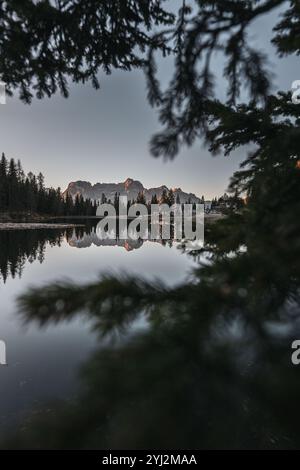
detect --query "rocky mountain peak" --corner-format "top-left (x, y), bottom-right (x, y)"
top-left (124, 178), bottom-right (143, 191)
top-left (63, 179), bottom-right (201, 204)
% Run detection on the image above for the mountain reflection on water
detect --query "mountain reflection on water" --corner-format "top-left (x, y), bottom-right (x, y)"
top-left (0, 220), bottom-right (188, 282)
top-left (0, 221), bottom-right (196, 447)
top-left (1, 215), bottom-right (299, 450)
top-left (68, 227), bottom-right (174, 251)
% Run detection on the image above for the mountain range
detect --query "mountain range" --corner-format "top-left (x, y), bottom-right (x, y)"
top-left (63, 178), bottom-right (201, 204)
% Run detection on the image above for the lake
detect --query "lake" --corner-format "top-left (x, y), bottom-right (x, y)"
top-left (0, 221), bottom-right (196, 436)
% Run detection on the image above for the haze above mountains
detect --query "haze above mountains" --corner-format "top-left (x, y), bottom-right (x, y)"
top-left (63, 178), bottom-right (202, 203)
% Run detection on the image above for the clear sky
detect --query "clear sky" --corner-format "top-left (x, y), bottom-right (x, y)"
top-left (0, 2), bottom-right (297, 199)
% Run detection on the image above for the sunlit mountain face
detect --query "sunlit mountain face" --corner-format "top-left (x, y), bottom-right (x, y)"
top-left (0, 221), bottom-right (189, 282)
top-left (63, 178), bottom-right (201, 204)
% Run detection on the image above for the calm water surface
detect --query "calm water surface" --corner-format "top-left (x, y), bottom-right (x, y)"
top-left (0, 222), bottom-right (196, 433)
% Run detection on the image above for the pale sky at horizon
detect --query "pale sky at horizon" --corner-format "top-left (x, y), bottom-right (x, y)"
top-left (0, 2), bottom-right (297, 199)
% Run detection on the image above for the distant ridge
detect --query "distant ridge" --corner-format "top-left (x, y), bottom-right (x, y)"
top-left (63, 178), bottom-right (201, 204)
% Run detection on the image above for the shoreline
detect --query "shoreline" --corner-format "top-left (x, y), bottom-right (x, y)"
top-left (0, 223), bottom-right (85, 231)
top-left (0, 214), bottom-right (224, 231)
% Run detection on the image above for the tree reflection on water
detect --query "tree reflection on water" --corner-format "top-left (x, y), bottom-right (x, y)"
top-left (0, 206), bottom-right (299, 449)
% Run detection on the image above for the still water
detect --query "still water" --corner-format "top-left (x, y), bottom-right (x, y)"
top-left (0, 222), bottom-right (196, 434)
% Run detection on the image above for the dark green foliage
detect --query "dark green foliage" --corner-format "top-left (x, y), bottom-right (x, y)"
top-left (160, 188), bottom-right (168, 204)
top-left (0, 224), bottom-right (97, 283)
top-left (1, 0), bottom-right (300, 450)
top-left (0, 153), bottom-right (96, 216)
top-left (136, 191), bottom-right (146, 205)
top-left (0, 0), bottom-right (174, 103)
top-left (145, 0), bottom-right (290, 159)
top-left (272, 0), bottom-right (300, 56)
top-left (0, 227), bottom-right (67, 282)
top-left (167, 188), bottom-right (175, 206)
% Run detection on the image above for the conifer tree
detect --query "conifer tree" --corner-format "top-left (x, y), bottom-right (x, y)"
top-left (4, 0), bottom-right (300, 450)
top-left (167, 188), bottom-right (175, 207)
top-left (136, 191), bottom-right (146, 205)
